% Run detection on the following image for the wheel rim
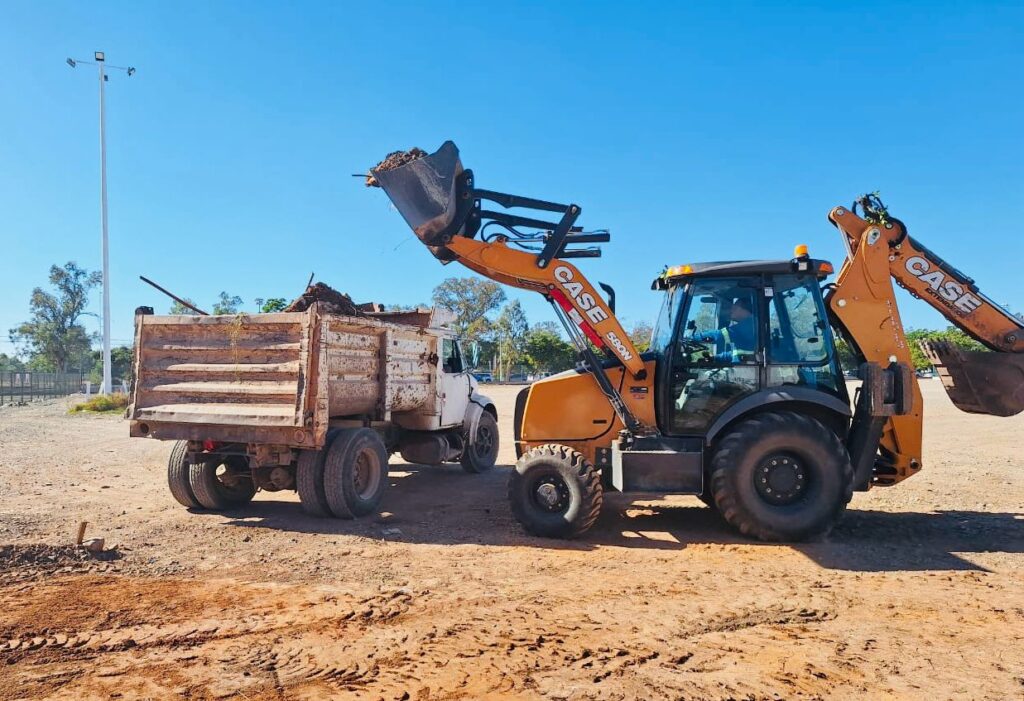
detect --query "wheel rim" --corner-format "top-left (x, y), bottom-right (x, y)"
top-left (753, 453), bottom-right (807, 506)
top-left (473, 422), bottom-right (494, 458)
top-left (213, 458), bottom-right (252, 499)
top-left (529, 473), bottom-right (571, 515)
top-left (352, 448), bottom-right (382, 499)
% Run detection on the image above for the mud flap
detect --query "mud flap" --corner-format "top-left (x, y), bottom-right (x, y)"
top-left (922, 341), bottom-right (1024, 417)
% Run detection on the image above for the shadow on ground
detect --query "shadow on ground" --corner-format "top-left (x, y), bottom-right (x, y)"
top-left (215, 463), bottom-right (1023, 573)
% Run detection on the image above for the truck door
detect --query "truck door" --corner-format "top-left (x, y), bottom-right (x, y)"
top-left (438, 337), bottom-right (471, 427)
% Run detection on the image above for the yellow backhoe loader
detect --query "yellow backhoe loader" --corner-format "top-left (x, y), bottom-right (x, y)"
top-left (370, 142), bottom-right (1023, 541)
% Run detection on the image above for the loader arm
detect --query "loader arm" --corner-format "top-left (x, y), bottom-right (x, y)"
top-left (368, 141), bottom-right (650, 434)
top-left (827, 204), bottom-right (1024, 482)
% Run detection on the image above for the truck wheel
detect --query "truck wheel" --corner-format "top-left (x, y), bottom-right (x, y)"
top-left (461, 410), bottom-right (499, 473)
top-left (188, 455), bottom-right (258, 511)
top-left (710, 411), bottom-right (853, 542)
top-left (323, 428), bottom-right (389, 518)
top-left (296, 430), bottom-right (340, 517)
top-left (167, 440), bottom-right (202, 508)
top-left (508, 444), bottom-right (603, 539)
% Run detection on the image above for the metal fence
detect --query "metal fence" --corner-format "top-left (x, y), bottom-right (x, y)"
top-left (0, 372), bottom-right (85, 405)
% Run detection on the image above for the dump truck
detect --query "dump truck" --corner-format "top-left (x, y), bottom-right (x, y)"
top-left (128, 305), bottom-right (498, 518)
top-left (370, 141), bottom-right (1023, 541)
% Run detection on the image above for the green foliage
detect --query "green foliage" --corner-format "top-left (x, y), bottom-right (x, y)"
top-left (525, 327), bottom-right (576, 373)
top-left (87, 345), bottom-right (134, 386)
top-left (833, 336), bottom-right (858, 371)
top-left (494, 300), bottom-right (530, 380)
top-left (69, 393), bottom-right (130, 414)
top-left (432, 277), bottom-right (506, 342)
top-left (260, 298), bottom-right (289, 313)
top-left (212, 292), bottom-right (244, 315)
top-left (0, 353), bottom-right (26, 372)
top-left (628, 321), bottom-right (653, 354)
top-left (905, 327), bottom-right (986, 370)
top-left (169, 298), bottom-right (201, 314)
top-left (9, 262), bottom-right (101, 372)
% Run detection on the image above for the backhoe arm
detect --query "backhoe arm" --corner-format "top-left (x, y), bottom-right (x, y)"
top-left (827, 204), bottom-right (1024, 483)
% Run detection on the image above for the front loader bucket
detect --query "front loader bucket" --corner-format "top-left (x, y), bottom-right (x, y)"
top-left (371, 140), bottom-right (465, 248)
top-left (922, 341), bottom-right (1024, 417)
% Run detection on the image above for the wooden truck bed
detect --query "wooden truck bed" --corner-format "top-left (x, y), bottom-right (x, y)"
top-left (128, 309), bottom-right (438, 449)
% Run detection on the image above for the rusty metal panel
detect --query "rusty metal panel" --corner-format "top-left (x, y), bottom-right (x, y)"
top-left (130, 313), bottom-right (310, 436)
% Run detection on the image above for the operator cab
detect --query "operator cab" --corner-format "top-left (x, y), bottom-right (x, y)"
top-left (649, 255), bottom-right (846, 437)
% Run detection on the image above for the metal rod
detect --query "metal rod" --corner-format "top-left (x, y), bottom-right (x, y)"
top-left (139, 276), bottom-right (210, 315)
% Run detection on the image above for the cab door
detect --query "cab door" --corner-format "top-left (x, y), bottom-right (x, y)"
top-left (665, 277), bottom-right (762, 435)
top-left (438, 337), bottom-right (471, 427)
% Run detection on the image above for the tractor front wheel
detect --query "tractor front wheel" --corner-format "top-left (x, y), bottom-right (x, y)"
top-left (508, 444), bottom-right (603, 539)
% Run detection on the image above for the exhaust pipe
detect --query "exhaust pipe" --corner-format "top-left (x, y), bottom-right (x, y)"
top-left (922, 341), bottom-right (1024, 417)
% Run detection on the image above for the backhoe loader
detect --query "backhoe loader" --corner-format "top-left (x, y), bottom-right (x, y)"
top-left (370, 141), bottom-right (1024, 541)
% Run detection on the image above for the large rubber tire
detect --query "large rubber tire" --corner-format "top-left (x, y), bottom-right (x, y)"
top-left (323, 428), bottom-right (389, 519)
top-left (296, 430), bottom-right (340, 517)
top-left (710, 411), bottom-right (853, 542)
top-left (188, 455), bottom-right (258, 511)
top-left (508, 444), bottom-right (603, 539)
top-left (461, 410), bottom-right (499, 473)
top-left (167, 440), bottom-right (202, 509)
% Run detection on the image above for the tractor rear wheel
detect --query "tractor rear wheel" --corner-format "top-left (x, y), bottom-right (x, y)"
top-left (509, 444), bottom-right (603, 539)
top-left (710, 411), bottom-right (852, 542)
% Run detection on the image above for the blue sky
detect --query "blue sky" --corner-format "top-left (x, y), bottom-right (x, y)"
top-left (2, 1), bottom-right (1022, 355)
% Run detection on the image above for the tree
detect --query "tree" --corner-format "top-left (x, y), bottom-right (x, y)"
top-left (169, 299), bottom-right (201, 314)
top-left (525, 327), bottom-right (576, 373)
top-left (905, 327), bottom-right (986, 370)
top-left (260, 298), bottom-right (288, 313)
top-left (0, 353), bottom-right (25, 372)
top-left (9, 262), bottom-right (101, 372)
top-left (212, 292), bottom-right (244, 315)
top-left (432, 277), bottom-right (506, 341)
top-left (88, 345), bottom-right (135, 386)
top-left (494, 300), bottom-right (530, 380)
top-left (627, 321), bottom-right (653, 353)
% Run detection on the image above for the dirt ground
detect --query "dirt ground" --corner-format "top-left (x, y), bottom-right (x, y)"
top-left (0, 381), bottom-right (1021, 700)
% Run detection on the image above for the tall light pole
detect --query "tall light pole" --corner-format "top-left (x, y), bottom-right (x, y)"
top-left (67, 52), bottom-right (135, 394)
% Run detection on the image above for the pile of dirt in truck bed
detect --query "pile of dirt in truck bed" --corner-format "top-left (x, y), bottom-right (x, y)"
top-left (365, 147), bottom-right (427, 187)
top-left (284, 282), bottom-right (362, 316)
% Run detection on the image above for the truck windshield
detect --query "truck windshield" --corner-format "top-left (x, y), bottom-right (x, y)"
top-left (649, 285), bottom-right (684, 358)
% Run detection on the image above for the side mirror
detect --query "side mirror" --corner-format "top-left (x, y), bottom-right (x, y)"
top-left (470, 341), bottom-right (480, 368)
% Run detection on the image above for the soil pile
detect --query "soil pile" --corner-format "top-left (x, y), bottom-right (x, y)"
top-left (284, 282), bottom-right (362, 316)
top-left (365, 147), bottom-right (427, 187)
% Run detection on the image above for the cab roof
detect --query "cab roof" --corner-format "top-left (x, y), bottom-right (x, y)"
top-left (651, 258), bottom-right (834, 290)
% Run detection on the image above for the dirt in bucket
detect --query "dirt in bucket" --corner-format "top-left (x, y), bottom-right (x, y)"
top-left (365, 147), bottom-right (428, 187)
top-left (284, 282), bottom-right (363, 316)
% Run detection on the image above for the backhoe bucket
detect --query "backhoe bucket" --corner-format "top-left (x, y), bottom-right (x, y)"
top-left (371, 141), bottom-right (465, 248)
top-left (922, 341), bottom-right (1024, 417)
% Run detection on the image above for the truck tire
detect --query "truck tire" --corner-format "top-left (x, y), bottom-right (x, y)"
top-left (167, 440), bottom-right (202, 508)
top-left (508, 444), bottom-right (603, 539)
top-left (709, 411), bottom-right (853, 542)
top-left (323, 428), bottom-right (389, 519)
top-left (461, 410), bottom-right (499, 473)
top-left (188, 455), bottom-right (258, 511)
top-left (296, 430), bottom-right (340, 517)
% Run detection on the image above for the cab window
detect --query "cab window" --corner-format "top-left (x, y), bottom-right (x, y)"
top-left (442, 338), bottom-right (463, 374)
top-left (667, 278), bottom-right (760, 434)
top-left (767, 274), bottom-right (840, 393)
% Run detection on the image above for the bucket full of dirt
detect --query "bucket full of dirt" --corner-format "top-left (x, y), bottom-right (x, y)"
top-left (368, 141), bottom-right (466, 248)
